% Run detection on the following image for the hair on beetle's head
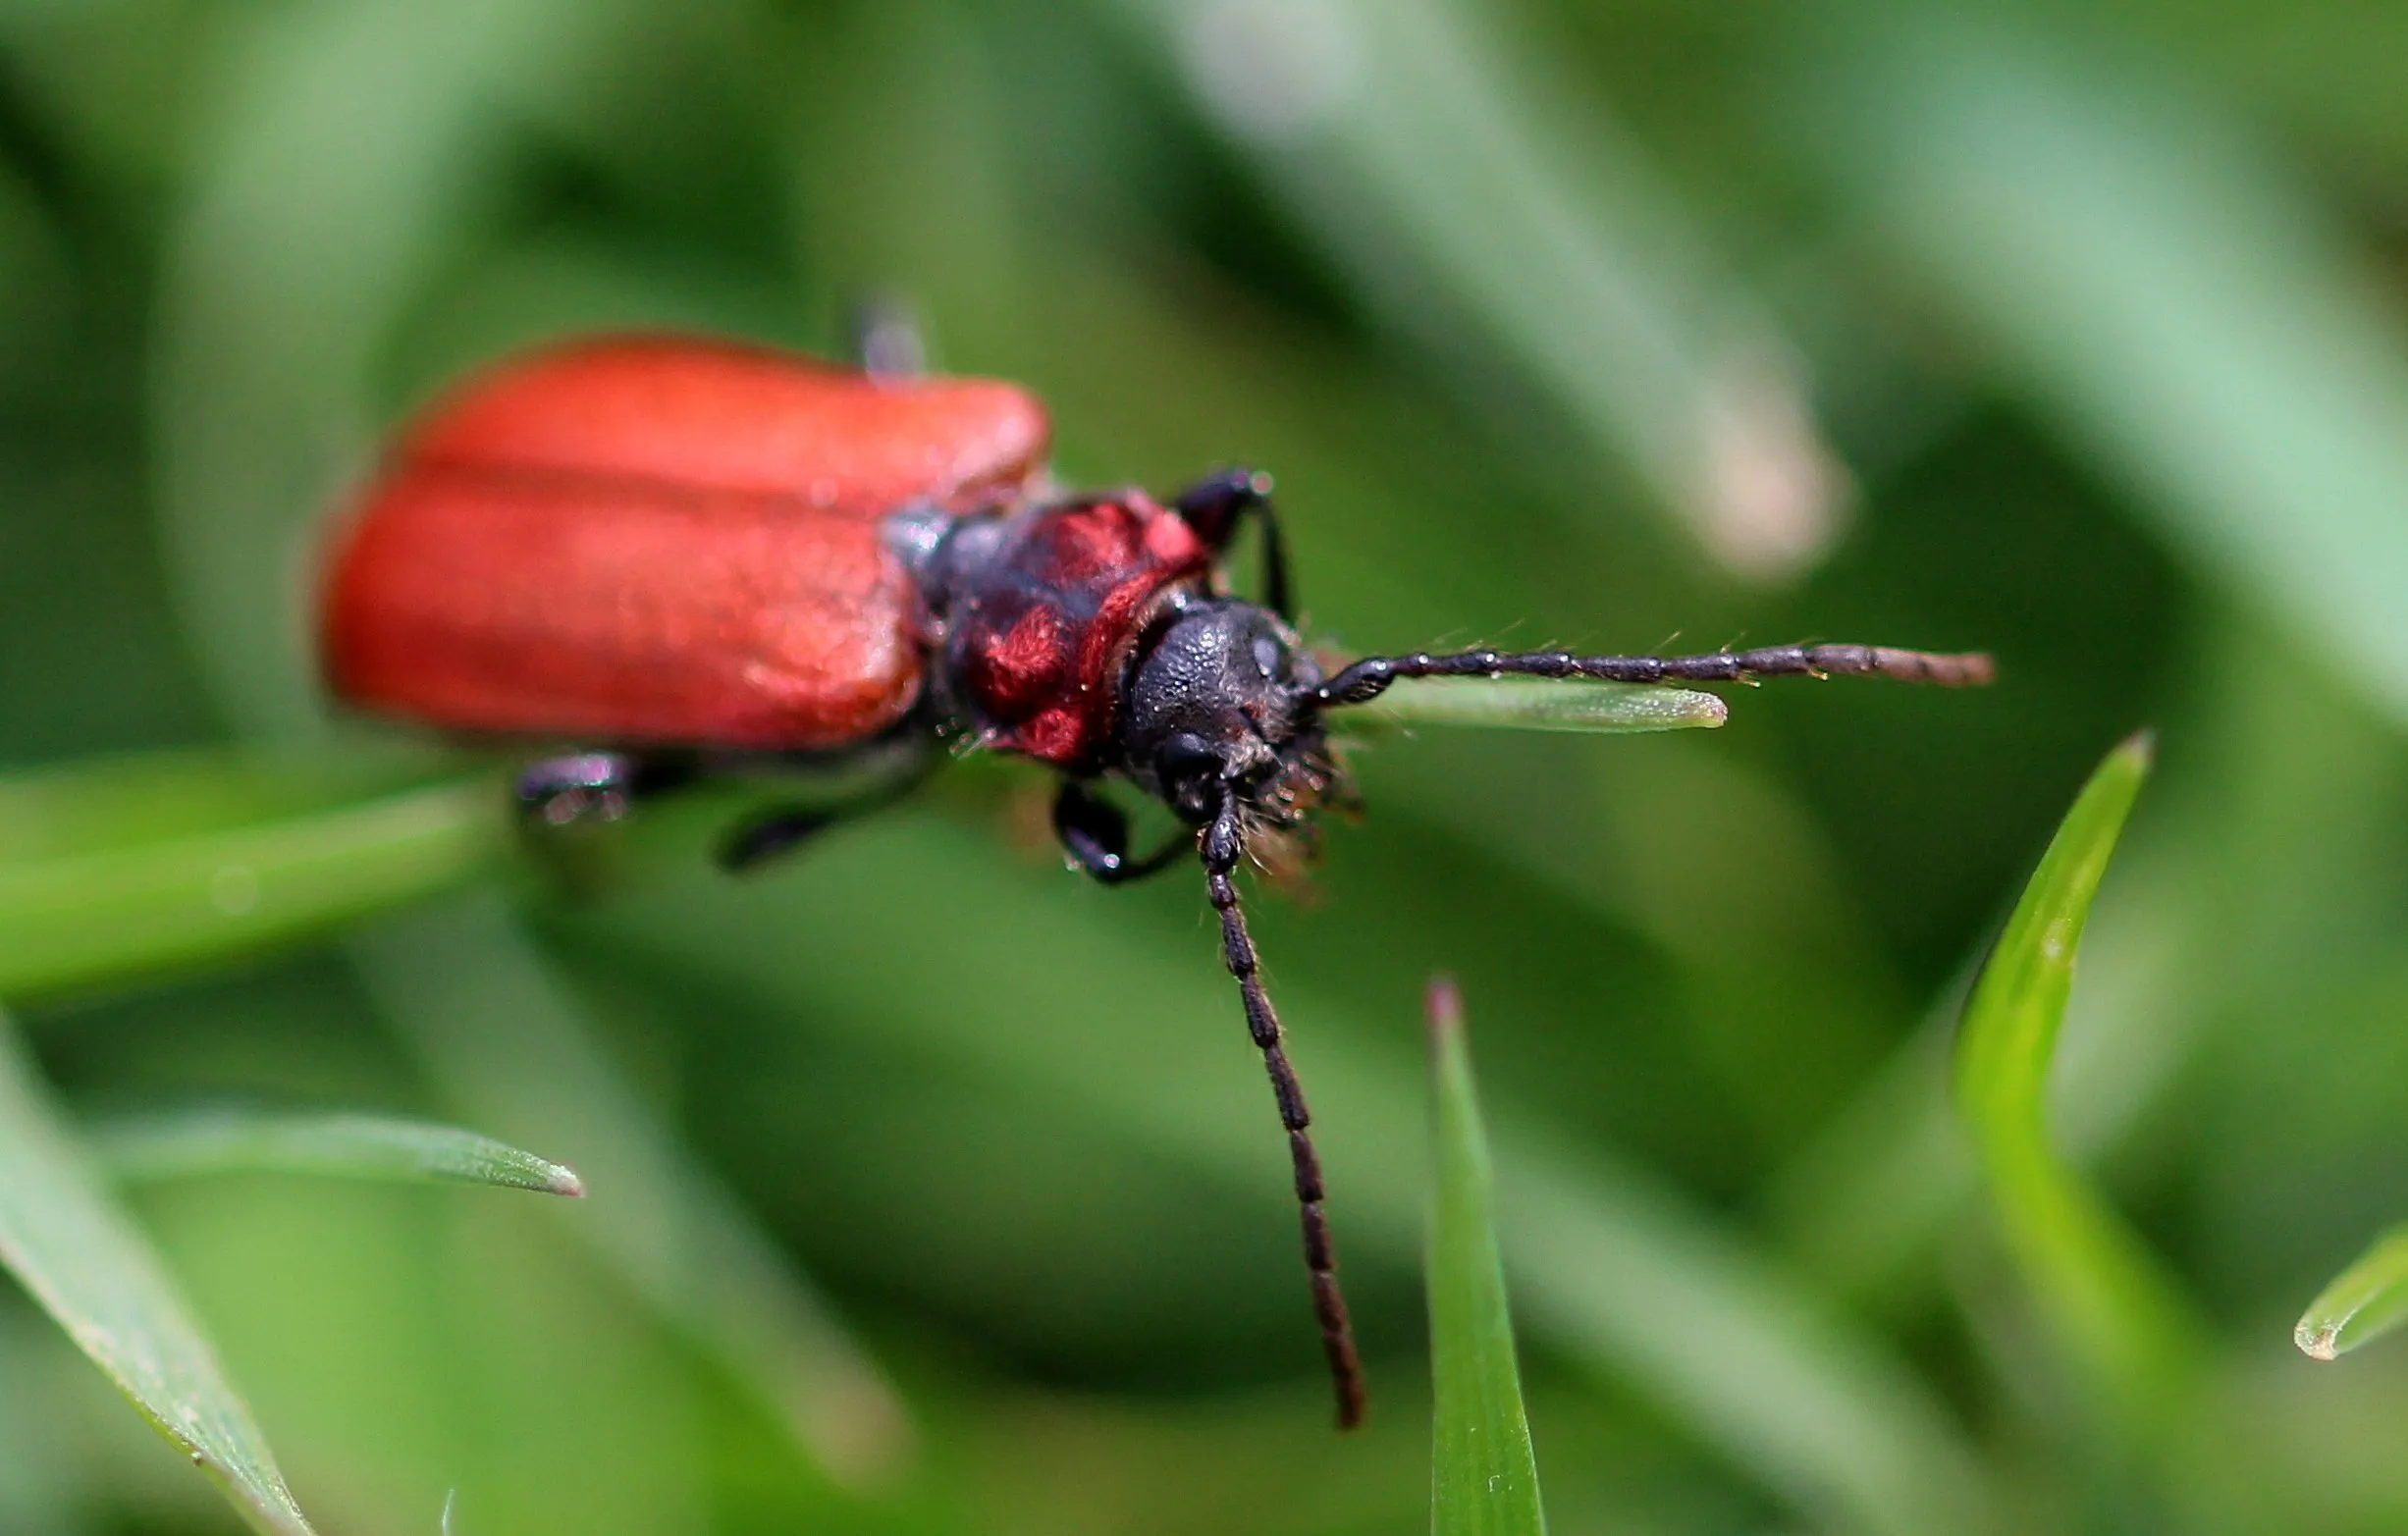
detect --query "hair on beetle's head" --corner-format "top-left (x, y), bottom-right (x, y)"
top-left (1120, 596), bottom-right (1339, 832)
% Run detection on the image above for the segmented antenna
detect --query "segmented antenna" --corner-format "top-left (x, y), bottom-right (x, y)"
top-left (1202, 799), bottom-right (1366, 1429)
top-left (1312, 641), bottom-right (1995, 709)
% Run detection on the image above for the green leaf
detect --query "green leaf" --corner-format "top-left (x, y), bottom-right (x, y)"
top-left (0, 1010), bottom-right (315, 1536)
top-left (0, 773), bottom-right (508, 999)
top-left (2295, 1224), bottom-right (2408, 1361)
top-left (91, 1109), bottom-right (584, 1197)
top-left (353, 898), bottom-right (913, 1487)
top-left (1354, 679), bottom-right (1726, 735)
top-left (1953, 731), bottom-right (2202, 1433)
top-left (0, 746), bottom-right (458, 864)
top-left (1426, 978), bottom-right (1546, 1536)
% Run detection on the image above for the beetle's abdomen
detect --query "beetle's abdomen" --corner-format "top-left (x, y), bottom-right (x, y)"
top-left (320, 335), bottom-right (1052, 751)
top-left (325, 468), bottom-right (922, 749)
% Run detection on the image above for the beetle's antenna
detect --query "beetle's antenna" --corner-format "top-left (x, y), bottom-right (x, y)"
top-left (1202, 796), bottom-right (1366, 1430)
top-left (1310, 641), bottom-right (1994, 710)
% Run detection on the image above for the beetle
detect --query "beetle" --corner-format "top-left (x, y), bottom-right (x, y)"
top-left (319, 332), bottom-right (1993, 1428)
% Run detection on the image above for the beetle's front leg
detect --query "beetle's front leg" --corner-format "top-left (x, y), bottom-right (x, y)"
top-left (1172, 468), bottom-right (1292, 621)
top-left (515, 752), bottom-right (699, 827)
top-left (1053, 780), bottom-right (1190, 885)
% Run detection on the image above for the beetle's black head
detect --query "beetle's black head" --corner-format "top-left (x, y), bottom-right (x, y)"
top-left (1121, 596), bottom-right (1336, 828)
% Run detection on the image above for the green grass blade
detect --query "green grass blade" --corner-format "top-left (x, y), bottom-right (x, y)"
top-left (0, 747), bottom-right (458, 863)
top-left (1355, 679), bottom-right (1726, 735)
top-left (0, 774), bottom-right (508, 999)
top-left (91, 1109), bottom-right (584, 1196)
top-left (0, 1011), bottom-right (314, 1536)
top-left (1426, 978), bottom-right (1546, 1536)
top-left (2295, 1224), bottom-right (2408, 1361)
top-left (352, 898), bottom-right (912, 1487)
top-left (1953, 731), bottom-right (2202, 1433)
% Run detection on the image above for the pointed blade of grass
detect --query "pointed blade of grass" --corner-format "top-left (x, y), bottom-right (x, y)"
top-left (2295, 1225), bottom-right (2408, 1361)
top-left (351, 897), bottom-right (912, 1487)
top-left (1426, 978), bottom-right (1546, 1536)
top-left (91, 1109), bottom-right (584, 1197)
top-left (1356, 679), bottom-right (1726, 736)
top-left (1953, 731), bottom-right (2201, 1435)
top-left (0, 1011), bottom-right (314, 1536)
top-left (0, 774), bottom-right (508, 999)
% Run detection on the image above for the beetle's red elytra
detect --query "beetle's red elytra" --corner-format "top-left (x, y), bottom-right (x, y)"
top-left (319, 331), bottom-right (1994, 1429)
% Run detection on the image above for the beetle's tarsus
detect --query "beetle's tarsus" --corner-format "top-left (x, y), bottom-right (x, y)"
top-left (1053, 780), bottom-right (1188, 884)
top-left (1173, 467), bottom-right (1293, 621)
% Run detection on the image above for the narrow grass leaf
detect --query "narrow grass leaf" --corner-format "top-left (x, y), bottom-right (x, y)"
top-left (0, 776), bottom-right (508, 999)
top-left (0, 747), bottom-right (457, 864)
top-left (2295, 1225), bottom-right (2408, 1361)
top-left (92, 1109), bottom-right (584, 1197)
top-left (1357, 679), bottom-right (1726, 735)
top-left (352, 898), bottom-right (913, 1487)
top-left (1426, 978), bottom-right (1546, 1536)
top-left (0, 1011), bottom-right (314, 1536)
top-left (1953, 731), bottom-right (2201, 1434)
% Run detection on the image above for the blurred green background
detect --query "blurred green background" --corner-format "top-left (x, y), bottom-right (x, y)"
top-left (5, 0), bottom-right (2408, 1531)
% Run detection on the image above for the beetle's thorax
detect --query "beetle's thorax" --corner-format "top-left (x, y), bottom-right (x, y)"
top-left (901, 493), bottom-right (1214, 768)
top-left (898, 494), bottom-right (1338, 828)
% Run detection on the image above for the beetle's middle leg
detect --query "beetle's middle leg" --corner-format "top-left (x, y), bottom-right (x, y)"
top-left (710, 733), bottom-right (942, 874)
top-left (515, 751), bottom-right (697, 827)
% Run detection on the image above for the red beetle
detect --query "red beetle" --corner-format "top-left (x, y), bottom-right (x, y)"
top-left (320, 332), bottom-right (1992, 1428)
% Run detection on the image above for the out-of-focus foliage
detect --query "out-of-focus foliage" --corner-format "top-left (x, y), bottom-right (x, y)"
top-left (3, 0), bottom-right (2408, 1531)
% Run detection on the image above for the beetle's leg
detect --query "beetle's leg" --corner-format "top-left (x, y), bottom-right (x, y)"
top-left (714, 741), bottom-right (941, 874)
top-left (515, 752), bottom-right (695, 827)
top-left (717, 808), bottom-right (847, 873)
top-left (1173, 468), bottom-right (1292, 622)
top-left (1053, 780), bottom-right (1189, 885)
top-left (849, 294), bottom-right (926, 381)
